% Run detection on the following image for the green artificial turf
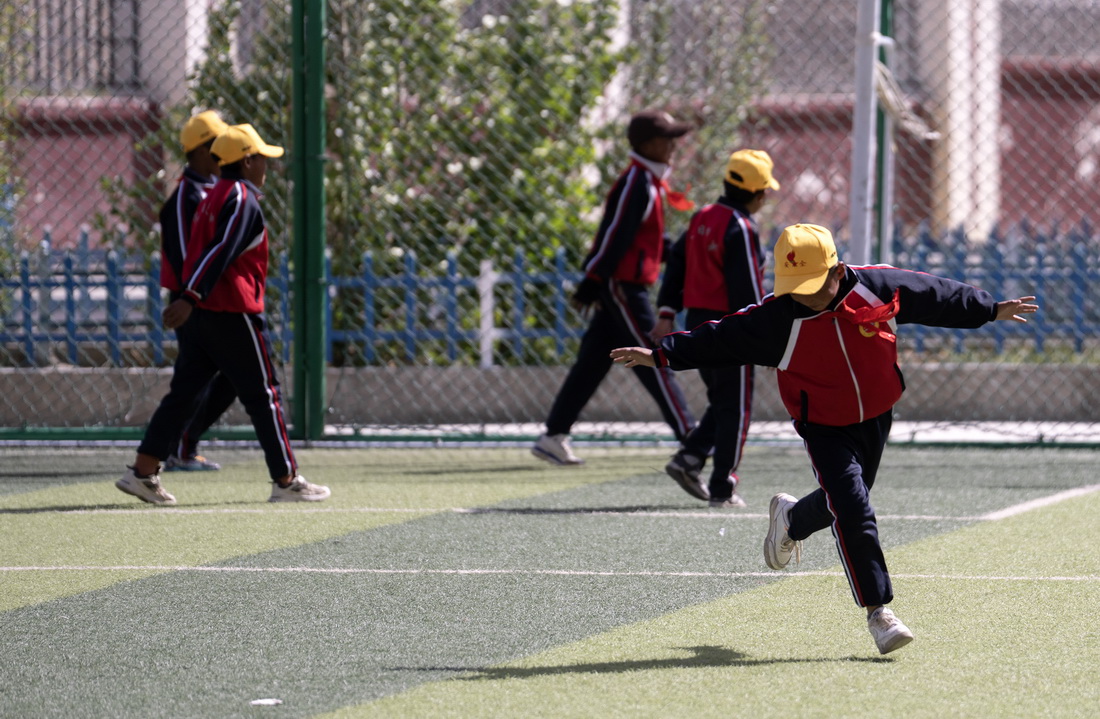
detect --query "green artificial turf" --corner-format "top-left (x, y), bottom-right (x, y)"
top-left (0, 446), bottom-right (1096, 718)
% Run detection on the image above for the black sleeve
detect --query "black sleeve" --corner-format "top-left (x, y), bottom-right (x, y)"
top-left (656, 229), bottom-right (688, 314)
top-left (583, 169), bottom-right (651, 280)
top-left (722, 216), bottom-right (765, 312)
top-left (656, 297), bottom-right (789, 370)
top-left (859, 266), bottom-right (998, 328)
top-left (158, 190), bottom-right (185, 282)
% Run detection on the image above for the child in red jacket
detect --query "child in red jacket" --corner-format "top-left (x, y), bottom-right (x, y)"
top-left (612, 223), bottom-right (1037, 654)
top-left (117, 124), bottom-right (330, 505)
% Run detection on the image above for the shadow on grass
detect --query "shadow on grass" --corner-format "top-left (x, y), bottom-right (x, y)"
top-left (395, 465), bottom-right (568, 477)
top-left (397, 645), bottom-right (891, 680)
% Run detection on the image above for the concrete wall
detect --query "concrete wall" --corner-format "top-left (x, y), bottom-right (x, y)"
top-left (2, 364), bottom-right (1096, 428)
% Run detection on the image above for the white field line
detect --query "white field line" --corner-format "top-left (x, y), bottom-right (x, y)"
top-left (42, 484), bottom-right (1100, 520)
top-left (980, 483), bottom-right (1100, 520)
top-left (0, 565), bottom-right (1096, 583)
top-left (5, 484), bottom-right (1098, 581)
top-left (50, 506), bottom-right (991, 521)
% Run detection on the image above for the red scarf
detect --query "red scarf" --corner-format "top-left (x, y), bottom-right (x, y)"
top-left (824, 289), bottom-right (901, 340)
top-left (660, 180), bottom-right (695, 211)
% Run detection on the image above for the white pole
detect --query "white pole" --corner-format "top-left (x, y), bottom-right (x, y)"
top-left (477, 260), bottom-right (498, 369)
top-left (972, 0), bottom-right (1002, 240)
top-left (919, 0), bottom-right (975, 236)
top-left (880, 41), bottom-right (897, 266)
top-left (849, 0), bottom-right (881, 265)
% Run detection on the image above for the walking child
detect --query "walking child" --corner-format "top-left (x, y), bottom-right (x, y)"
top-left (117, 124), bottom-right (330, 504)
top-left (158, 110), bottom-right (239, 472)
top-left (532, 109), bottom-right (697, 465)
top-left (652, 149), bottom-right (780, 507)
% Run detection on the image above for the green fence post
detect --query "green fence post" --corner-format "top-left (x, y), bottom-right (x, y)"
top-left (290, 0), bottom-right (327, 440)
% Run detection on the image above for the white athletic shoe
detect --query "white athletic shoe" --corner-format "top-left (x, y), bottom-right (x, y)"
top-left (665, 451), bottom-right (709, 501)
top-left (867, 607), bottom-right (914, 654)
top-left (116, 468), bottom-right (177, 506)
top-left (268, 475), bottom-right (331, 502)
top-left (763, 492), bottom-right (801, 569)
top-left (531, 433), bottom-right (584, 466)
top-left (709, 492), bottom-right (747, 508)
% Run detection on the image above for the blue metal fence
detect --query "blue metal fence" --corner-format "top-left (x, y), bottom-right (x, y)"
top-left (2, 226), bottom-right (1098, 367)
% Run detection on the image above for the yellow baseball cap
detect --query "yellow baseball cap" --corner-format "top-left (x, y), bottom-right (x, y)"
top-left (726, 149), bottom-right (780, 192)
top-left (773, 224), bottom-right (839, 296)
top-left (180, 110), bottom-right (229, 153)
top-left (211, 124), bottom-right (285, 166)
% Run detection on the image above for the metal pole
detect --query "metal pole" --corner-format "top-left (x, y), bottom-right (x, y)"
top-left (849, 0), bottom-right (881, 265)
top-left (875, 0), bottom-right (895, 265)
top-left (291, 0), bottom-right (327, 440)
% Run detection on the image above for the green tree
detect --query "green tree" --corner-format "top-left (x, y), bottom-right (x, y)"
top-left (95, 0), bottom-right (770, 367)
top-left (617, 0), bottom-right (774, 220)
top-left (0, 1), bottom-right (24, 267)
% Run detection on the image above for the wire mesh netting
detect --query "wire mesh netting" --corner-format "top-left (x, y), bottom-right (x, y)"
top-left (1, 0), bottom-right (1097, 443)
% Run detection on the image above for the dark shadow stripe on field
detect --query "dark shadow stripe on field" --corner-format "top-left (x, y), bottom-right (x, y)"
top-left (396, 465), bottom-right (568, 477)
top-left (393, 644), bottom-right (892, 679)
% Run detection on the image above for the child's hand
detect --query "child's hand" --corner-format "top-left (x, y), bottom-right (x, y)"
top-left (610, 347), bottom-right (656, 368)
top-left (995, 296), bottom-right (1038, 323)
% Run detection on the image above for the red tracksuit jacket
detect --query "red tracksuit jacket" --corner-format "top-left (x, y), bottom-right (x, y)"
top-left (653, 265), bottom-right (999, 426)
top-left (657, 197), bottom-right (765, 315)
top-left (181, 177), bottom-right (269, 315)
top-left (582, 154), bottom-right (671, 286)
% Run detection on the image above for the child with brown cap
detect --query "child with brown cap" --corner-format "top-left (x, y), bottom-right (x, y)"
top-left (610, 223), bottom-right (1037, 654)
top-left (531, 109), bottom-right (698, 465)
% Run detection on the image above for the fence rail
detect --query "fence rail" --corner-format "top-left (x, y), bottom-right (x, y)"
top-left (2, 228), bottom-right (1099, 369)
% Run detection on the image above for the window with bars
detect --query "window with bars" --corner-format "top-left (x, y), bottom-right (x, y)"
top-left (7, 0), bottom-right (140, 94)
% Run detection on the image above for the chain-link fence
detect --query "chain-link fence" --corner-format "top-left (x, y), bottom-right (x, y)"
top-left (1, 0), bottom-right (1097, 444)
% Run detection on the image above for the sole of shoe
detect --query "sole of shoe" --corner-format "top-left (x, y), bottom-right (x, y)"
top-left (665, 464), bottom-right (709, 501)
top-left (763, 493), bottom-right (793, 569)
top-left (115, 478), bottom-right (175, 506)
top-left (530, 446), bottom-right (582, 466)
top-left (876, 631), bottom-right (914, 655)
top-left (269, 492), bottom-right (330, 503)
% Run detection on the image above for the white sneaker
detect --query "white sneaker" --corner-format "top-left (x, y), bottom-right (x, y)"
top-left (763, 492), bottom-right (801, 569)
top-left (665, 451), bottom-right (708, 500)
top-left (116, 468), bottom-right (177, 506)
top-left (269, 475), bottom-right (331, 502)
top-left (709, 492), bottom-right (747, 508)
top-left (531, 433), bottom-right (584, 466)
top-left (867, 607), bottom-right (914, 654)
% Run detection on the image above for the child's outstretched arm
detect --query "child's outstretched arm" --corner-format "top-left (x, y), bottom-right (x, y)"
top-left (610, 347), bottom-right (655, 368)
top-left (995, 296), bottom-right (1038, 322)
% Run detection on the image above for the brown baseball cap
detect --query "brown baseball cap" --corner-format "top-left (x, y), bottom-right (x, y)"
top-left (627, 110), bottom-right (693, 149)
